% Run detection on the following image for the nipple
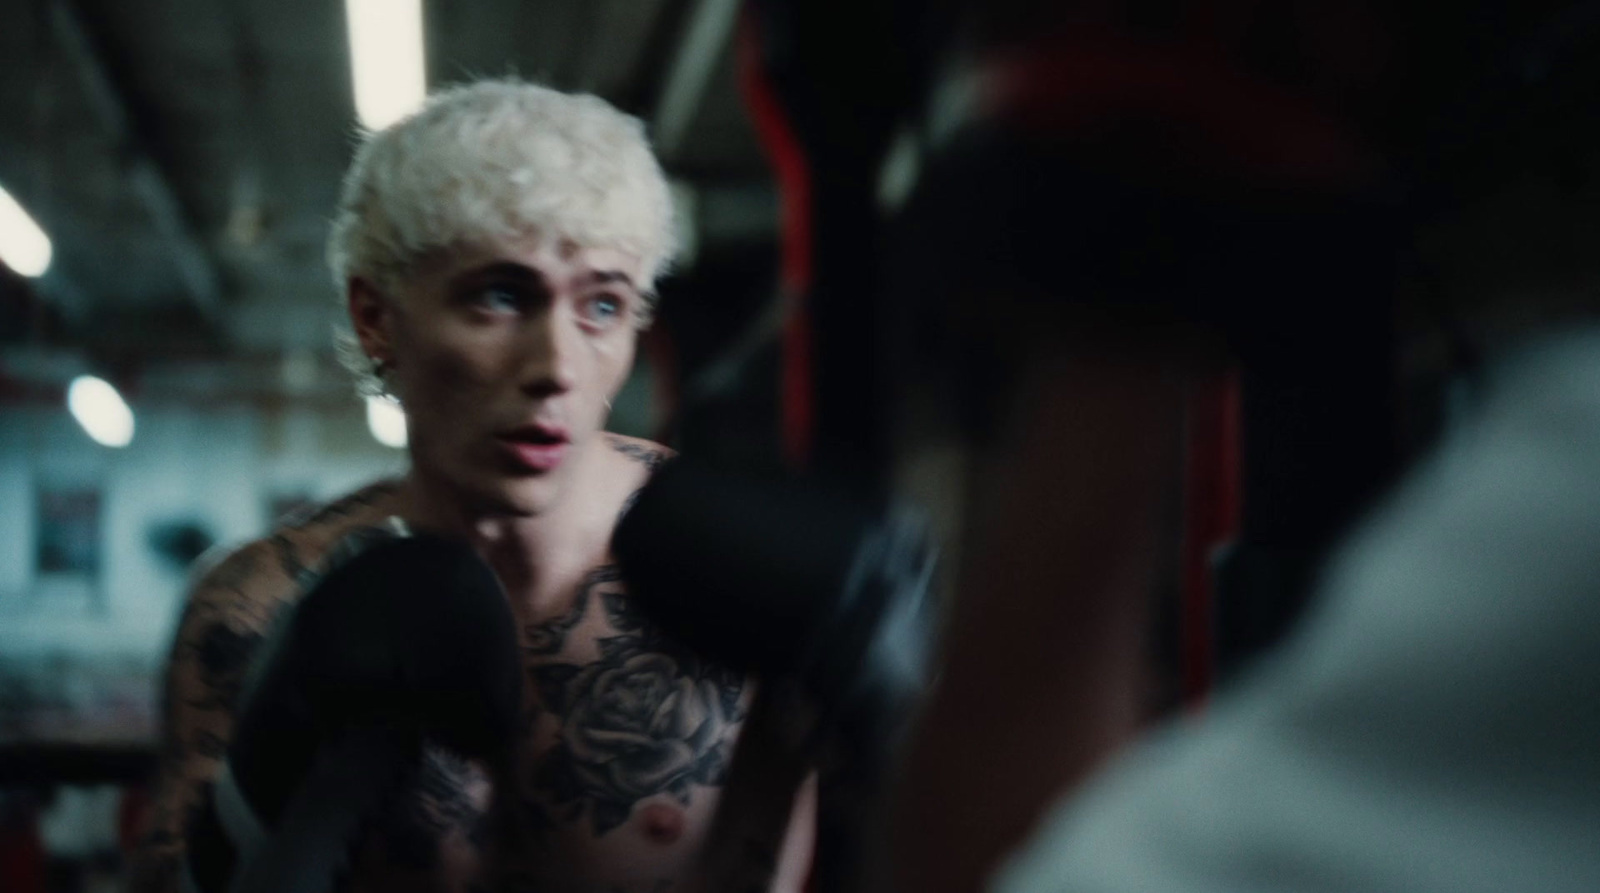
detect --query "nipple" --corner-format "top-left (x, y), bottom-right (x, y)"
top-left (637, 803), bottom-right (686, 845)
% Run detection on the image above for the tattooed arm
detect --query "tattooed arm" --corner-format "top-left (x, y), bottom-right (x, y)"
top-left (129, 482), bottom-right (406, 892)
top-left (128, 542), bottom-right (294, 893)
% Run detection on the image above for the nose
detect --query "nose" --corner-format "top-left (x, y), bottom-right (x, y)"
top-left (519, 306), bottom-right (580, 399)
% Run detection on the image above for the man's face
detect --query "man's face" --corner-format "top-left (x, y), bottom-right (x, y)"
top-left (356, 232), bottom-right (646, 518)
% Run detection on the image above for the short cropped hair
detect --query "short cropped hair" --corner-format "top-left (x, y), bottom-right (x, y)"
top-left (329, 79), bottom-right (677, 393)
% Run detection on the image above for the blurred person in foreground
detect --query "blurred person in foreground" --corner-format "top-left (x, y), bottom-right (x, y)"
top-left (130, 80), bottom-right (815, 893)
top-left (885, 3), bottom-right (1600, 889)
top-left (985, 332), bottom-right (1600, 892)
top-left (889, 155), bottom-right (1600, 893)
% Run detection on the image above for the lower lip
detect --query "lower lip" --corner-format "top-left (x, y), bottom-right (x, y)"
top-left (497, 439), bottom-right (568, 473)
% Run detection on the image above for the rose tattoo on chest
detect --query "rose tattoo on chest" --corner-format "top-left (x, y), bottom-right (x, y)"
top-left (526, 566), bottom-right (748, 836)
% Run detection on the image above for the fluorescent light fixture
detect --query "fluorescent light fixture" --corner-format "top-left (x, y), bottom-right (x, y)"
top-left (366, 395), bottom-right (408, 448)
top-left (0, 183), bottom-right (52, 277)
top-left (345, 0), bottom-right (427, 130)
top-left (67, 375), bottom-right (134, 448)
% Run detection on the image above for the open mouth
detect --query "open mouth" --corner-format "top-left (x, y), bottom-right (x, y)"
top-left (500, 424), bottom-right (568, 446)
top-left (496, 424), bottom-right (570, 472)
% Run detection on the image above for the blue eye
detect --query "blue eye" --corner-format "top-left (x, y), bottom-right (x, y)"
top-left (475, 286), bottom-right (522, 314)
top-left (580, 294), bottom-right (626, 327)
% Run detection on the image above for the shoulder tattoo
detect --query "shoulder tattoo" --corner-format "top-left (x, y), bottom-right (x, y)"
top-left (604, 434), bottom-right (673, 472)
top-left (283, 480), bottom-right (402, 528)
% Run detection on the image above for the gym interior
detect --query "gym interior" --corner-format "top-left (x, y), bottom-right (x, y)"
top-left (2, 2), bottom-right (1597, 891)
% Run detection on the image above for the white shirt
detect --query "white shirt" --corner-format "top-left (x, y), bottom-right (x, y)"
top-left (994, 332), bottom-right (1600, 893)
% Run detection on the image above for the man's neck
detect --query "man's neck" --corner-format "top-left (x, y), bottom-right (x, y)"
top-left (396, 466), bottom-right (588, 602)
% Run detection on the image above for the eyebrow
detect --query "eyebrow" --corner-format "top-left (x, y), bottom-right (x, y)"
top-left (585, 270), bottom-right (639, 292)
top-left (454, 262), bottom-right (638, 294)
top-left (455, 261), bottom-right (546, 289)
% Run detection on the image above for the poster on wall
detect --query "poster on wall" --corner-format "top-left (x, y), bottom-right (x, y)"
top-left (3, 487), bottom-right (162, 745)
top-left (36, 487), bottom-right (102, 577)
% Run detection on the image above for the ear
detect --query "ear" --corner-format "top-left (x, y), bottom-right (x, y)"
top-left (347, 277), bottom-right (394, 366)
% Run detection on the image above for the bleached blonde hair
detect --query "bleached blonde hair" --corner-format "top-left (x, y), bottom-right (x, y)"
top-left (329, 79), bottom-right (677, 394)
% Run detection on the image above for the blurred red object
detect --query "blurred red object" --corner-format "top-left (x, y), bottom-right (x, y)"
top-left (119, 783), bottom-right (152, 854)
top-left (0, 810), bottom-right (45, 893)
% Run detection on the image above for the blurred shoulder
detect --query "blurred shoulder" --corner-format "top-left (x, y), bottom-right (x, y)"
top-left (186, 478), bottom-right (406, 615)
top-left (599, 434), bottom-right (674, 524)
top-left (602, 432), bottom-right (675, 473)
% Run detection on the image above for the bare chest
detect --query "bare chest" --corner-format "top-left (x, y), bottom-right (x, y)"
top-left (498, 564), bottom-right (754, 891)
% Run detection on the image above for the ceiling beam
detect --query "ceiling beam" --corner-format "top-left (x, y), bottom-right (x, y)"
top-left (49, 0), bottom-right (222, 320)
top-left (652, 0), bottom-right (742, 161)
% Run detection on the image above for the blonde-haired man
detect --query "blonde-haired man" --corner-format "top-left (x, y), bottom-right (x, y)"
top-left (132, 79), bottom-right (814, 893)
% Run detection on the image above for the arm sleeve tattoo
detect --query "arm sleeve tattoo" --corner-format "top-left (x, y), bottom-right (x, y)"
top-left (129, 543), bottom-right (286, 893)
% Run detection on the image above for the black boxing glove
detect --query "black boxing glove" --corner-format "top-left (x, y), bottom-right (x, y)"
top-left (611, 460), bottom-right (938, 746)
top-left (183, 533), bottom-right (521, 893)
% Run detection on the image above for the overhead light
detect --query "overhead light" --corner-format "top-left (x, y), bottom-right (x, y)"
top-left (344, 0), bottom-right (427, 130)
top-left (67, 376), bottom-right (134, 448)
top-left (0, 183), bottom-right (53, 277)
top-left (365, 395), bottom-right (407, 448)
